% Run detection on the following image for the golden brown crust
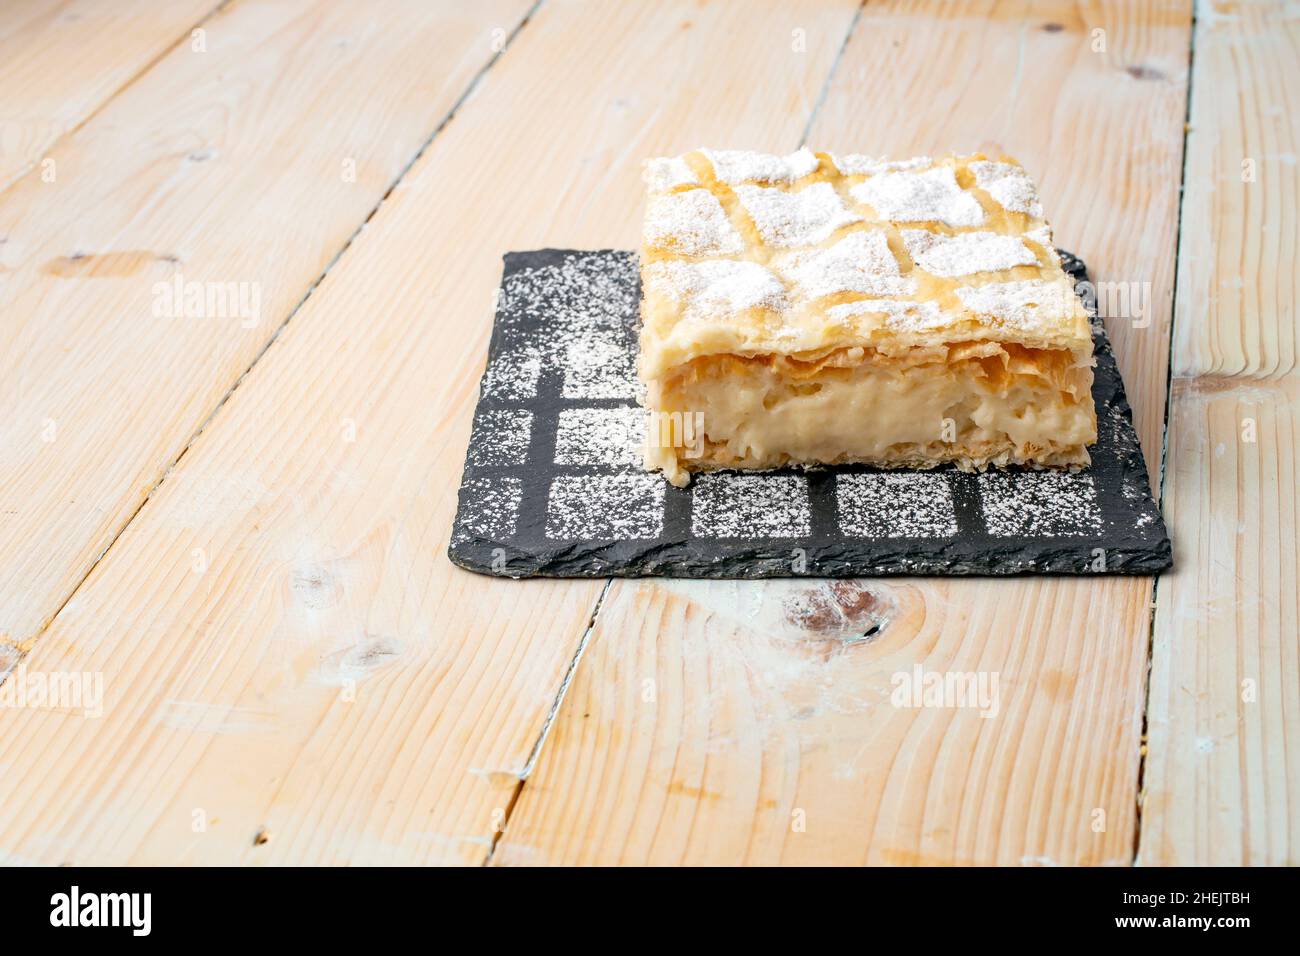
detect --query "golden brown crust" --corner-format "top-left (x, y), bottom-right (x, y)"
top-left (639, 150), bottom-right (1093, 377)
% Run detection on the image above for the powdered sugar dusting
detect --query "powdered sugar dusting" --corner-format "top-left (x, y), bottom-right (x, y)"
top-left (643, 156), bottom-right (699, 191)
top-left (837, 473), bottom-right (957, 537)
top-left (1026, 224), bottom-right (1053, 248)
top-left (500, 251), bottom-right (638, 339)
top-left (702, 147), bottom-right (819, 184)
top-left (850, 167), bottom-right (985, 227)
top-left (546, 474), bottom-right (664, 540)
top-left (452, 476), bottom-right (521, 545)
top-left (643, 189), bottom-right (744, 255)
top-left (1026, 224), bottom-right (1061, 268)
top-left (902, 229), bottom-right (1037, 277)
top-left (979, 472), bottom-right (1102, 537)
top-left (637, 151), bottom-right (1078, 344)
top-left (832, 154), bottom-right (932, 176)
top-left (563, 329), bottom-right (638, 398)
top-left (736, 181), bottom-right (862, 247)
top-left (691, 474), bottom-right (811, 537)
top-left (496, 250), bottom-right (639, 394)
top-left (555, 406), bottom-right (645, 467)
top-left (481, 347), bottom-right (542, 400)
top-left (955, 279), bottom-right (1077, 329)
top-left (969, 160), bottom-right (1044, 217)
top-left (826, 297), bottom-right (947, 330)
top-left (645, 259), bottom-right (787, 320)
top-left (775, 229), bottom-right (913, 298)
top-left (468, 409), bottom-right (532, 467)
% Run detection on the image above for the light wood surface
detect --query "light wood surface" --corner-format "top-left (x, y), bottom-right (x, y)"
top-left (1139, 0), bottom-right (1299, 866)
top-left (492, 0), bottom-right (1193, 867)
top-left (0, 0), bottom-right (222, 194)
top-left (0, 0), bottom-right (1292, 867)
top-left (0, 0), bottom-right (533, 645)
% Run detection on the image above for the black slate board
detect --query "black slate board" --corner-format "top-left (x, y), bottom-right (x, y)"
top-left (448, 249), bottom-right (1171, 578)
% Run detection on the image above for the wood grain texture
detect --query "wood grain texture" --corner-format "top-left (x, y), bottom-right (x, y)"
top-left (0, 0), bottom-right (222, 194)
top-left (1139, 0), bottom-right (1299, 866)
top-left (0, 0), bottom-right (863, 865)
top-left (493, 577), bottom-right (1155, 866)
top-left (0, 0), bottom-right (534, 645)
top-left (1169, 0), bottom-right (1298, 380)
top-left (493, 0), bottom-right (1193, 867)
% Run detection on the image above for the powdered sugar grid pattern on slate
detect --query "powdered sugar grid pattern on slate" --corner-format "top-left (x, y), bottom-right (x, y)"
top-left (449, 249), bottom-right (1171, 577)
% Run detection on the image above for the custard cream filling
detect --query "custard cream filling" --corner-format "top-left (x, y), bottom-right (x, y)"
top-left (645, 342), bottom-right (1095, 485)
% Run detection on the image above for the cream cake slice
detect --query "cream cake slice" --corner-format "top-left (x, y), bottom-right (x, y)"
top-left (637, 148), bottom-right (1097, 487)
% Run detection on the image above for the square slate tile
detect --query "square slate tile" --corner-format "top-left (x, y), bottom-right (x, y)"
top-left (554, 406), bottom-right (645, 468)
top-left (451, 475), bottom-right (521, 546)
top-left (561, 329), bottom-right (639, 400)
top-left (480, 348), bottom-right (542, 401)
top-left (691, 474), bottom-right (812, 538)
top-left (837, 473), bottom-right (957, 538)
top-left (467, 408), bottom-right (532, 467)
top-left (978, 472), bottom-right (1103, 538)
top-left (545, 473), bottom-right (664, 541)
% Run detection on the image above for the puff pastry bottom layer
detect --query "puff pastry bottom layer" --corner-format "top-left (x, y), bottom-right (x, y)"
top-left (645, 340), bottom-right (1096, 486)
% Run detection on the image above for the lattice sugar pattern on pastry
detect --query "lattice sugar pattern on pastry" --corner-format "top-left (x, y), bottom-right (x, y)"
top-left (638, 148), bottom-right (1086, 365)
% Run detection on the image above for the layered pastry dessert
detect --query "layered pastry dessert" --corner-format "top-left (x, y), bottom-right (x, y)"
top-left (637, 148), bottom-right (1097, 487)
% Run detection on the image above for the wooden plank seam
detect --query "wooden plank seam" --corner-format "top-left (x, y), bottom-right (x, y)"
top-left (1131, 0), bottom-right (1202, 865)
top-left (484, 577), bottom-right (613, 863)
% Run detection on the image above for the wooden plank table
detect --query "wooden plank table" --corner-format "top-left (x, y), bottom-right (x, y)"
top-left (0, 0), bottom-right (1293, 866)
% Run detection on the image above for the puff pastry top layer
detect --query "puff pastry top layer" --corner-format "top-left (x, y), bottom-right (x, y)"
top-left (639, 149), bottom-right (1091, 380)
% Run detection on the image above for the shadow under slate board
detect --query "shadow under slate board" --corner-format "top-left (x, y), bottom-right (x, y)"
top-left (448, 249), bottom-right (1171, 578)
